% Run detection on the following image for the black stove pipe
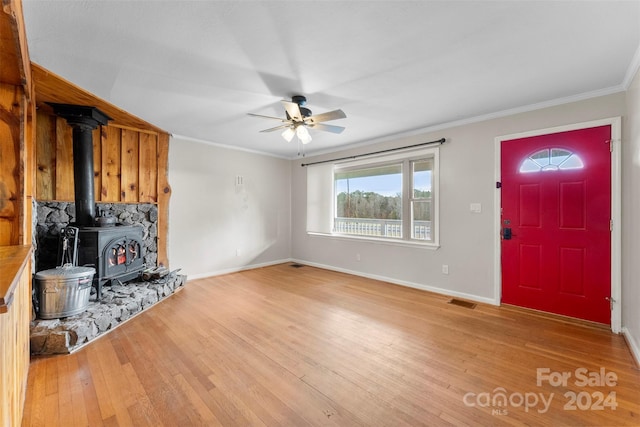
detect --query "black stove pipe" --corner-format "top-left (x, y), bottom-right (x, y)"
top-left (72, 126), bottom-right (97, 226)
top-left (48, 104), bottom-right (111, 227)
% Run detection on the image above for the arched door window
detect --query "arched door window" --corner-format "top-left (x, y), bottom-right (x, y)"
top-left (519, 148), bottom-right (584, 173)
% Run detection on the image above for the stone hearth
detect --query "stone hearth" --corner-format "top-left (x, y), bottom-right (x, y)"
top-left (30, 272), bottom-right (187, 355)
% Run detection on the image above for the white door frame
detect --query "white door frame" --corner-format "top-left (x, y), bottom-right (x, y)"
top-left (494, 117), bottom-right (622, 333)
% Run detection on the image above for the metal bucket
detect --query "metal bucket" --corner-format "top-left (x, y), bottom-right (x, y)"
top-left (35, 264), bottom-right (95, 319)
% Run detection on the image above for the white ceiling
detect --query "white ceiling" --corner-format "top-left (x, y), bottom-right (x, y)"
top-left (23, 1), bottom-right (640, 158)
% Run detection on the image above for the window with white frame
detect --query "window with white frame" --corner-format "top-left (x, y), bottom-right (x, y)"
top-left (306, 147), bottom-right (439, 246)
top-left (334, 162), bottom-right (404, 238)
top-left (410, 158), bottom-right (434, 241)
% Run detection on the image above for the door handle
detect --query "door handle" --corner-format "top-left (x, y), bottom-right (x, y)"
top-left (503, 228), bottom-right (512, 240)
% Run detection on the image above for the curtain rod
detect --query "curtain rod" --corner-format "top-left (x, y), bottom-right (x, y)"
top-left (300, 137), bottom-right (446, 167)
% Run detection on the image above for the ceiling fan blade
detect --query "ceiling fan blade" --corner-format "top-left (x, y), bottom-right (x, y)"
top-left (248, 113), bottom-right (286, 122)
top-left (281, 100), bottom-right (303, 122)
top-left (305, 109), bottom-right (346, 125)
top-left (307, 123), bottom-right (345, 134)
top-left (260, 124), bottom-right (292, 133)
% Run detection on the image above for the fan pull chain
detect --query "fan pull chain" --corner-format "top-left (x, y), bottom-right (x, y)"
top-left (297, 138), bottom-right (306, 157)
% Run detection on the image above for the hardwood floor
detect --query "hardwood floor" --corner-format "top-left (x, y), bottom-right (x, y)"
top-left (21, 263), bottom-right (640, 426)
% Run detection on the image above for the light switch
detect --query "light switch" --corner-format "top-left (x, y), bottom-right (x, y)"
top-left (470, 203), bottom-right (482, 213)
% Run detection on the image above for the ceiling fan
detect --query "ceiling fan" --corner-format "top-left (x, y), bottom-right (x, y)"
top-left (249, 95), bottom-right (346, 144)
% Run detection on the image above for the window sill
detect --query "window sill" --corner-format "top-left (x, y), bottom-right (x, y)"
top-left (307, 232), bottom-right (440, 250)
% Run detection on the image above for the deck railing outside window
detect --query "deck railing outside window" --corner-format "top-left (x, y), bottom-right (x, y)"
top-left (333, 218), bottom-right (431, 240)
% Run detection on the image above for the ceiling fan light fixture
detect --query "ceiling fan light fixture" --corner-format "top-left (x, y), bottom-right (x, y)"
top-left (250, 95), bottom-right (345, 148)
top-left (281, 127), bottom-right (295, 142)
top-left (296, 125), bottom-right (312, 144)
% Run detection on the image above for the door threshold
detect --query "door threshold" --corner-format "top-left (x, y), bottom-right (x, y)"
top-left (500, 303), bottom-right (611, 332)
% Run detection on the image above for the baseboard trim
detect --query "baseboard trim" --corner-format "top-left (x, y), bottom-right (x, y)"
top-left (185, 258), bottom-right (294, 281)
top-left (622, 327), bottom-right (640, 369)
top-left (292, 258), bottom-right (497, 306)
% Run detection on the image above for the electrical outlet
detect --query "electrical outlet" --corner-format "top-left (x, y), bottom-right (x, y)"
top-left (442, 264), bottom-right (449, 275)
top-left (236, 248), bottom-right (241, 257)
top-left (356, 253), bottom-right (361, 261)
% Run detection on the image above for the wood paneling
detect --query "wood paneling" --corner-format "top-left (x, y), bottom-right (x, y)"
top-left (20, 264), bottom-right (640, 426)
top-left (35, 116), bottom-right (164, 206)
top-left (0, 82), bottom-right (21, 246)
top-left (34, 111), bottom-right (169, 267)
top-left (120, 128), bottom-right (139, 202)
top-left (0, 4), bottom-right (22, 87)
top-left (1, 2), bottom-right (37, 246)
top-left (0, 0), bottom-right (31, 95)
top-left (157, 132), bottom-right (170, 267)
top-left (34, 111), bottom-right (55, 200)
top-left (0, 246), bottom-right (32, 427)
top-left (53, 116), bottom-right (73, 201)
top-left (138, 132), bottom-right (158, 203)
top-left (101, 125), bottom-right (122, 202)
top-left (22, 94), bottom-right (35, 245)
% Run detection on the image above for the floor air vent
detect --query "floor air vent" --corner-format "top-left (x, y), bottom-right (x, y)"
top-left (290, 263), bottom-right (305, 268)
top-left (448, 298), bottom-right (477, 309)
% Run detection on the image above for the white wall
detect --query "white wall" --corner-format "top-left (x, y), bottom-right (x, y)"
top-left (622, 68), bottom-right (640, 362)
top-left (168, 136), bottom-right (291, 278)
top-left (291, 93), bottom-right (626, 304)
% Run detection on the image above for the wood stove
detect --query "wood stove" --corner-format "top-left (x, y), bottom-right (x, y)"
top-left (76, 225), bottom-right (145, 299)
top-left (49, 103), bottom-right (147, 300)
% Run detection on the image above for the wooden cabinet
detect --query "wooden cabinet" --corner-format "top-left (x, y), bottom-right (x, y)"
top-left (0, 247), bottom-right (32, 426)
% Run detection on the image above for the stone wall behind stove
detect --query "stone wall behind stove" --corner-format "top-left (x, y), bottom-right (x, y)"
top-left (34, 201), bottom-right (158, 272)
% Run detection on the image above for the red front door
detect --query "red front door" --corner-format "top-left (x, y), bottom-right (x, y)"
top-left (501, 125), bottom-right (611, 324)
